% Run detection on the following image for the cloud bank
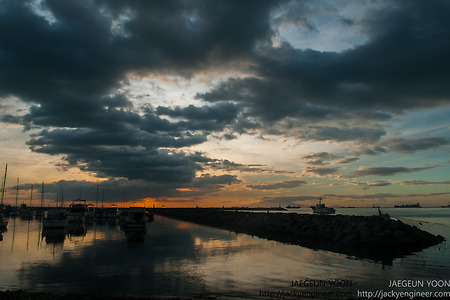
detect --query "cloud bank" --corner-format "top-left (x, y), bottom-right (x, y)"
top-left (0, 0), bottom-right (449, 205)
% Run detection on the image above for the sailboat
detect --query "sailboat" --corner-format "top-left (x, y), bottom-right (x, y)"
top-left (43, 192), bottom-right (67, 229)
top-left (0, 164), bottom-right (9, 230)
top-left (34, 181), bottom-right (45, 219)
top-left (20, 184), bottom-right (35, 220)
top-left (9, 178), bottom-right (20, 217)
top-left (43, 207), bottom-right (67, 229)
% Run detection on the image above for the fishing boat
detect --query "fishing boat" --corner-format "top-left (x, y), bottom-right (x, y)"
top-left (311, 198), bottom-right (335, 214)
top-left (124, 207), bottom-right (147, 231)
top-left (68, 199), bottom-right (88, 223)
top-left (43, 208), bottom-right (67, 229)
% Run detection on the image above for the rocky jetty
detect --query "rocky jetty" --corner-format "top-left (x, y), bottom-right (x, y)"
top-left (155, 208), bottom-right (445, 263)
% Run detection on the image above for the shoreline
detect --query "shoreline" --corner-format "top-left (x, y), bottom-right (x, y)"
top-left (154, 208), bottom-right (445, 263)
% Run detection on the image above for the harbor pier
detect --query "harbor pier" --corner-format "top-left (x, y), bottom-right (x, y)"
top-left (155, 208), bottom-right (445, 262)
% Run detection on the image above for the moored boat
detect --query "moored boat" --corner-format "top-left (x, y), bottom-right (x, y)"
top-left (19, 203), bottom-right (34, 220)
top-left (106, 206), bottom-right (118, 219)
top-left (68, 199), bottom-right (88, 223)
top-left (146, 209), bottom-right (154, 222)
top-left (43, 208), bottom-right (67, 229)
top-left (0, 213), bottom-right (7, 230)
top-left (124, 207), bottom-right (147, 231)
top-left (10, 177), bottom-right (20, 217)
top-left (95, 207), bottom-right (107, 220)
top-left (9, 206), bottom-right (19, 217)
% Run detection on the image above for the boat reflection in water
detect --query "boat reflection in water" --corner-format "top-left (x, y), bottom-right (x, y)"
top-left (67, 222), bottom-right (87, 237)
top-left (122, 207), bottom-right (150, 247)
top-left (43, 208), bottom-right (67, 229)
top-left (125, 229), bottom-right (147, 247)
top-left (42, 228), bottom-right (66, 244)
top-left (38, 206), bottom-right (153, 247)
top-left (68, 199), bottom-right (88, 224)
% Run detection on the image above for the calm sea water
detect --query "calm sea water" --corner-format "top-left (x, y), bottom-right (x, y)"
top-left (0, 208), bottom-right (449, 299)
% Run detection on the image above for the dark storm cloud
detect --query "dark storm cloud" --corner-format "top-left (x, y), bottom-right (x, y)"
top-left (351, 136), bottom-right (450, 159)
top-left (1, 0), bottom-right (449, 202)
top-left (246, 180), bottom-right (307, 191)
top-left (197, 0), bottom-right (450, 141)
top-left (0, 0), bottom-right (279, 187)
top-left (1, 114), bottom-right (21, 124)
top-left (382, 137), bottom-right (450, 153)
top-left (352, 166), bottom-right (437, 177)
top-left (349, 180), bottom-right (391, 191)
top-left (302, 152), bottom-right (339, 165)
top-left (304, 166), bottom-right (340, 177)
top-left (337, 157), bottom-right (359, 164)
top-left (0, 0), bottom-right (276, 101)
top-left (397, 180), bottom-right (450, 186)
top-left (155, 102), bottom-right (242, 132)
top-left (302, 152), bottom-right (359, 166)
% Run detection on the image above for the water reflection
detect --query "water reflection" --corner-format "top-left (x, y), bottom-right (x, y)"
top-left (125, 229), bottom-right (146, 248)
top-left (42, 228), bottom-right (66, 245)
top-left (14, 216), bottom-right (208, 297)
top-left (0, 212), bottom-right (448, 299)
top-left (67, 222), bottom-right (87, 237)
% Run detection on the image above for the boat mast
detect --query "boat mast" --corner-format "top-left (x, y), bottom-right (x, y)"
top-left (41, 181), bottom-right (44, 208)
top-left (59, 184), bottom-right (64, 208)
top-left (29, 184), bottom-right (33, 207)
top-left (15, 177), bottom-right (19, 207)
top-left (1, 164), bottom-right (7, 205)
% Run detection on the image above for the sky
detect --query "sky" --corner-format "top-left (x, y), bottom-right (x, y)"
top-left (0, 0), bottom-right (449, 208)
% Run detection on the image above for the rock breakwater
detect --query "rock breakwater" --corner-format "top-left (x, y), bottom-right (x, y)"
top-left (155, 208), bottom-right (445, 262)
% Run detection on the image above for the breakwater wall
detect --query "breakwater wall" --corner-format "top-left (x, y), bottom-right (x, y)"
top-left (154, 208), bottom-right (445, 262)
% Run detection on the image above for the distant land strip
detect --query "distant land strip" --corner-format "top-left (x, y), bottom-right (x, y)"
top-left (154, 208), bottom-right (445, 263)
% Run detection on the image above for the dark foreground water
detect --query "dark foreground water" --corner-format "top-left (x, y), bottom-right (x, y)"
top-left (0, 208), bottom-right (449, 299)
